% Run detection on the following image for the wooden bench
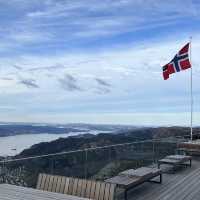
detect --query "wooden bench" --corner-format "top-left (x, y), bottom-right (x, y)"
top-left (177, 148), bottom-right (200, 155)
top-left (177, 140), bottom-right (200, 155)
top-left (37, 173), bottom-right (116, 200)
top-left (105, 167), bottom-right (162, 200)
top-left (158, 155), bottom-right (192, 171)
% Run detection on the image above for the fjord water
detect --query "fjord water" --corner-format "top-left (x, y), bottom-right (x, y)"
top-left (0, 132), bottom-right (89, 156)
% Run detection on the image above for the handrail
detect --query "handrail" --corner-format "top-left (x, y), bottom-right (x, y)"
top-left (0, 138), bottom-right (170, 164)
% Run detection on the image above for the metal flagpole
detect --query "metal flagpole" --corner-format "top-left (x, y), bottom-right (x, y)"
top-left (189, 37), bottom-right (193, 141)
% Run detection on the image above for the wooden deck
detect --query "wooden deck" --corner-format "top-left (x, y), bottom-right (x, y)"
top-left (0, 184), bottom-right (90, 200)
top-left (116, 158), bottom-right (200, 200)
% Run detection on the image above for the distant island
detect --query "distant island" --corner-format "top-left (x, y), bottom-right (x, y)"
top-left (0, 123), bottom-right (139, 137)
top-left (0, 123), bottom-right (149, 156)
top-left (18, 126), bottom-right (200, 157)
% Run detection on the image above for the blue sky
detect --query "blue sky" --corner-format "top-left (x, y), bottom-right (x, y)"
top-left (0, 0), bottom-right (200, 125)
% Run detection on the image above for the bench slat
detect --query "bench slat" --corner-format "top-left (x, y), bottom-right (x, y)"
top-left (51, 175), bottom-right (58, 192)
top-left (55, 175), bottom-right (62, 193)
top-left (62, 177), bottom-right (70, 194)
top-left (108, 184), bottom-right (116, 200)
top-left (81, 179), bottom-right (87, 197)
top-left (99, 182), bottom-right (106, 200)
top-left (85, 180), bottom-right (92, 198)
top-left (44, 174), bottom-right (51, 191)
top-left (72, 178), bottom-right (79, 195)
top-left (94, 182), bottom-right (101, 200)
top-left (47, 175), bottom-right (54, 191)
top-left (104, 183), bottom-right (111, 200)
top-left (76, 179), bottom-right (83, 196)
top-left (37, 173), bottom-right (116, 200)
top-left (36, 173), bottom-right (42, 189)
top-left (37, 174), bottom-right (47, 190)
top-left (90, 180), bottom-right (97, 199)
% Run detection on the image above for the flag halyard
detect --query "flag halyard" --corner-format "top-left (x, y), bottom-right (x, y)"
top-left (162, 43), bottom-right (191, 80)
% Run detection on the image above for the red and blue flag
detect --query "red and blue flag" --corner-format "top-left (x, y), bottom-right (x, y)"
top-left (162, 43), bottom-right (191, 80)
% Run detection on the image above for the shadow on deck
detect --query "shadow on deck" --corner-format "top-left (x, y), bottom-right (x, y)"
top-left (117, 157), bottom-right (200, 200)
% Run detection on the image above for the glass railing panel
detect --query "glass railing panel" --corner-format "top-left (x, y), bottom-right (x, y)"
top-left (153, 140), bottom-right (179, 163)
top-left (0, 139), bottom-right (181, 187)
top-left (86, 141), bottom-right (155, 180)
top-left (52, 151), bottom-right (86, 178)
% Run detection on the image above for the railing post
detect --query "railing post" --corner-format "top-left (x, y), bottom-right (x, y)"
top-left (84, 149), bottom-right (88, 179)
top-left (50, 158), bottom-right (54, 174)
top-left (0, 161), bottom-right (5, 183)
top-left (109, 146), bottom-right (112, 162)
top-left (2, 159), bottom-right (6, 183)
top-left (152, 140), bottom-right (155, 164)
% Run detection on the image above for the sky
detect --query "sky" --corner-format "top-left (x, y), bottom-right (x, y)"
top-left (0, 0), bottom-right (200, 126)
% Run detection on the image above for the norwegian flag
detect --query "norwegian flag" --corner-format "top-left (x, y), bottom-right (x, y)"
top-left (162, 43), bottom-right (191, 80)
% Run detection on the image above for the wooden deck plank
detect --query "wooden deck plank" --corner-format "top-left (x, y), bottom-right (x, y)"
top-left (188, 188), bottom-right (200, 200)
top-left (122, 159), bottom-right (200, 200)
top-left (155, 168), bottom-right (200, 199)
top-left (3, 159), bottom-right (200, 200)
top-left (135, 168), bottom-right (193, 200)
top-left (178, 175), bottom-right (200, 200)
top-left (0, 184), bottom-right (90, 200)
top-left (156, 168), bottom-right (200, 200)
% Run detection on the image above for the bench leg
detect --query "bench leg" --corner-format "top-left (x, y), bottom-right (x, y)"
top-left (180, 160), bottom-right (192, 168)
top-left (173, 164), bottom-right (176, 173)
top-left (160, 173), bottom-right (162, 183)
top-left (124, 189), bottom-right (128, 200)
top-left (158, 163), bottom-right (160, 169)
top-left (148, 174), bottom-right (162, 184)
top-left (123, 174), bottom-right (162, 200)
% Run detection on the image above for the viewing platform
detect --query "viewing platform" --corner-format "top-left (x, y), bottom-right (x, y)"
top-left (0, 137), bottom-right (200, 200)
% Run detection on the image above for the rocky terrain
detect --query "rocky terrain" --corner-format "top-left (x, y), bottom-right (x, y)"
top-left (1, 126), bottom-right (200, 187)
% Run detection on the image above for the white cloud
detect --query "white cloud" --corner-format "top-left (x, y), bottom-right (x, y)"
top-left (0, 0), bottom-right (199, 124)
top-left (8, 31), bottom-right (53, 43)
top-left (0, 35), bottom-right (199, 97)
top-left (0, 0), bottom-right (198, 48)
top-left (0, 112), bottom-right (199, 126)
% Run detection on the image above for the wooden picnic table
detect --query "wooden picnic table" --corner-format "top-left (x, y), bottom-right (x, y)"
top-left (0, 184), bottom-right (91, 200)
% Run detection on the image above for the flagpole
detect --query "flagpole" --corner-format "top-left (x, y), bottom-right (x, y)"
top-left (190, 37), bottom-right (193, 141)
